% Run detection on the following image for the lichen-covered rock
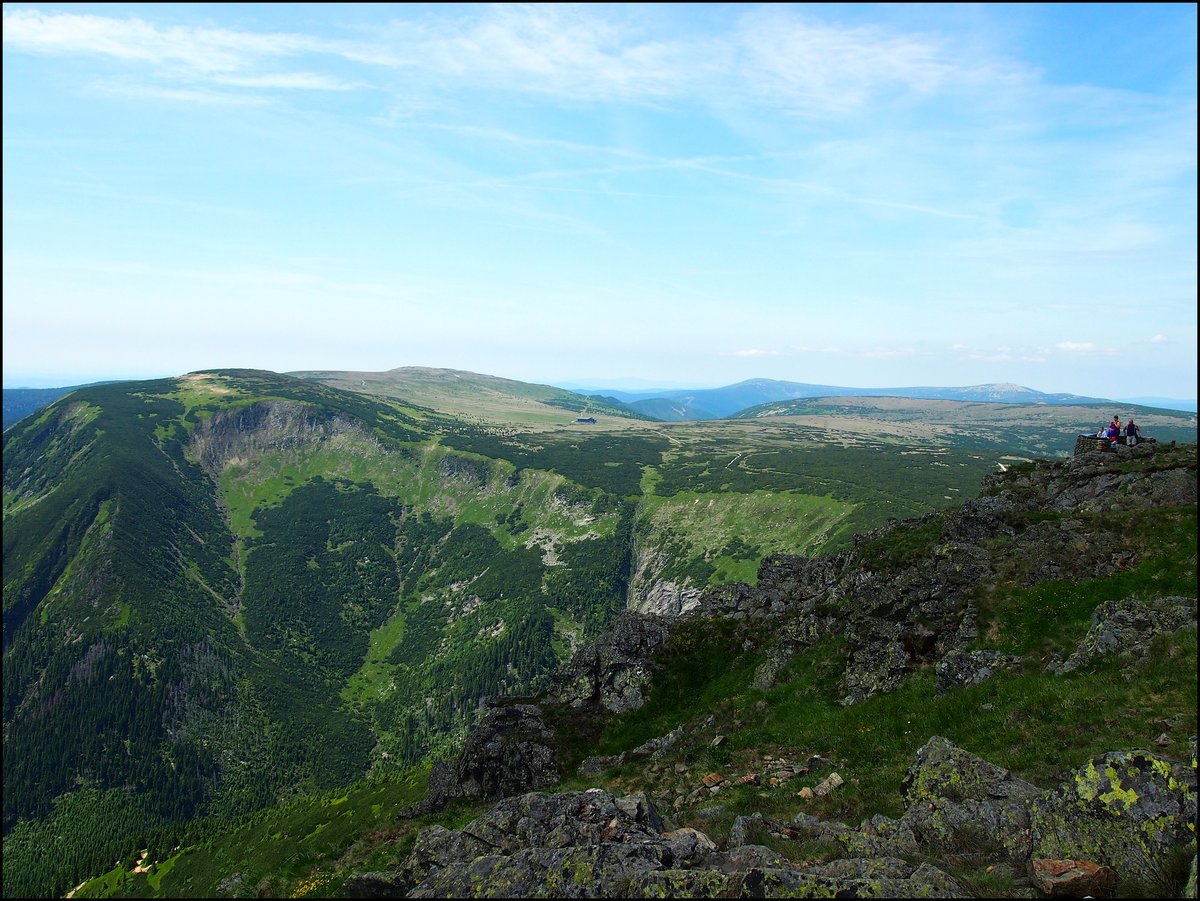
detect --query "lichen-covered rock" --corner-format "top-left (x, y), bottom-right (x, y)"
top-left (935, 648), bottom-right (1020, 693)
top-left (1029, 749), bottom-right (1198, 884)
top-left (395, 788), bottom-right (969, 898)
top-left (460, 790), bottom-right (663, 853)
top-left (403, 701), bottom-right (559, 815)
top-left (552, 613), bottom-right (674, 713)
top-left (899, 736), bottom-right (1041, 859)
top-left (1051, 595), bottom-right (1196, 674)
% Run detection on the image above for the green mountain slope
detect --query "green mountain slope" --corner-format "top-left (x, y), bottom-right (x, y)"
top-left (61, 444), bottom-right (1197, 899)
top-left (2, 370), bottom-right (641, 896)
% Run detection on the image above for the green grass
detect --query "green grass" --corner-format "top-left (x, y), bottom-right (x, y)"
top-left (75, 770), bottom-right (431, 899)
top-left (977, 507), bottom-right (1198, 656)
top-left (340, 602), bottom-right (409, 705)
top-left (637, 489), bottom-right (856, 587)
top-left (855, 513), bottom-right (946, 571)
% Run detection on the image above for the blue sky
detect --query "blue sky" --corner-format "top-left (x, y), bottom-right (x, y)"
top-left (3, 3), bottom-right (1196, 399)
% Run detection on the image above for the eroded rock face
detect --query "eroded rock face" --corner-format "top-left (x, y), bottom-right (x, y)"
top-left (552, 613), bottom-right (674, 713)
top-left (635, 580), bottom-right (703, 617)
top-left (405, 702), bottom-right (559, 816)
top-left (189, 400), bottom-right (375, 475)
top-left (1029, 749), bottom-right (1198, 885)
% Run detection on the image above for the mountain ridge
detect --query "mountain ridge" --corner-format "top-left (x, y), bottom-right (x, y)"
top-left (13, 368), bottom-right (1179, 432)
top-left (574, 377), bottom-right (1115, 421)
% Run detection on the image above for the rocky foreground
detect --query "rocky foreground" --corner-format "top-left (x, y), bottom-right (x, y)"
top-left (356, 444), bottom-right (1198, 898)
top-left (350, 735), bottom-right (1196, 898)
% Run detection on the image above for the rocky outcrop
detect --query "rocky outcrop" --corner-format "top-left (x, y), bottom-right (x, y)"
top-left (377, 789), bottom-right (968, 899)
top-left (372, 735), bottom-right (1197, 898)
top-left (552, 613), bottom-right (674, 713)
top-left (1050, 595), bottom-right (1196, 674)
top-left (935, 648), bottom-right (1021, 693)
top-left (578, 726), bottom-right (683, 777)
top-left (402, 701), bottom-right (559, 816)
top-left (982, 442), bottom-right (1196, 514)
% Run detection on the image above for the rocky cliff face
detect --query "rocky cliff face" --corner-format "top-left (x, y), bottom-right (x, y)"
top-left (380, 444), bottom-right (1197, 897)
top-left (188, 400), bottom-right (381, 476)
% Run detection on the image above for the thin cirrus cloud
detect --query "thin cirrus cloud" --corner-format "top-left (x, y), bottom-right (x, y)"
top-left (1056, 342), bottom-right (1097, 352)
top-left (1, 5), bottom-right (1022, 114)
top-left (723, 348), bottom-right (785, 357)
top-left (0, 8), bottom-right (325, 72)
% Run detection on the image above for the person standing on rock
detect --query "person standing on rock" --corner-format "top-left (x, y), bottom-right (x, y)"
top-left (1106, 417), bottom-right (1121, 449)
top-left (1124, 419), bottom-right (1142, 446)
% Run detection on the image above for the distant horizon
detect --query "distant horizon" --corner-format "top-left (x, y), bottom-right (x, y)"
top-left (3, 365), bottom-right (1197, 412)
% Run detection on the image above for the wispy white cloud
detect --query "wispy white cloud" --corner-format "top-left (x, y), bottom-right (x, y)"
top-left (1147, 334), bottom-right (1169, 343)
top-left (1, 8), bottom-right (324, 72)
top-left (970, 351), bottom-right (1013, 362)
top-left (1, 5), bottom-right (1029, 114)
top-left (733, 9), bottom-right (1022, 115)
top-left (1056, 342), bottom-right (1096, 352)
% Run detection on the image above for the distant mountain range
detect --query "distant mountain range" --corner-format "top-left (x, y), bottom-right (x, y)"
top-left (5, 373), bottom-right (1196, 432)
top-left (564, 379), bottom-right (1120, 421)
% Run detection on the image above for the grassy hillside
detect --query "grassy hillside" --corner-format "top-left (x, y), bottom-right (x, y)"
top-left (291, 366), bottom-right (655, 428)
